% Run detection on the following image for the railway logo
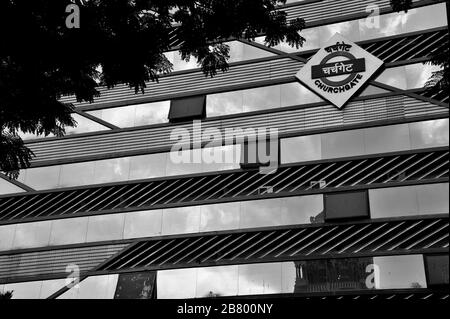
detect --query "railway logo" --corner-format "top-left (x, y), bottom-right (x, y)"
top-left (296, 33), bottom-right (384, 109)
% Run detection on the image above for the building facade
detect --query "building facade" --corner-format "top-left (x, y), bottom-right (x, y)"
top-left (0, 0), bottom-right (449, 299)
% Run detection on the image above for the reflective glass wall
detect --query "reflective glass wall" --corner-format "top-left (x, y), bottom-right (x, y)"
top-left (0, 195), bottom-right (323, 251)
top-left (17, 145), bottom-right (241, 190)
top-left (281, 119), bottom-right (449, 163)
top-left (256, 3), bottom-right (448, 53)
top-left (156, 255), bottom-right (428, 298)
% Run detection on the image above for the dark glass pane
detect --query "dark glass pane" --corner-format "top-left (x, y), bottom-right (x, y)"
top-left (114, 272), bottom-right (157, 299)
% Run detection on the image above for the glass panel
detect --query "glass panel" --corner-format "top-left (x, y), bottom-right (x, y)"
top-left (281, 195), bottom-right (324, 225)
top-left (402, 3), bottom-right (448, 33)
top-left (39, 278), bottom-right (68, 299)
top-left (161, 206), bottom-right (201, 235)
top-left (281, 262), bottom-right (297, 293)
top-left (5, 281), bottom-right (43, 299)
top-left (123, 210), bottom-right (163, 239)
top-left (369, 185), bottom-right (419, 218)
top-left (280, 82), bottom-right (323, 107)
top-left (0, 178), bottom-right (25, 195)
top-left (405, 63), bottom-right (443, 89)
top-left (238, 263), bottom-right (282, 295)
top-left (206, 90), bottom-right (244, 117)
top-left (65, 114), bottom-right (109, 135)
top-left (0, 224), bottom-right (16, 251)
top-left (89, 106), bottom-right (135, 128)
top-left (364, 123), bottom-right (411, 154)
top-left (59, 162), bottom-right (95, 188)
top-left (240, 198), bottom-right (282, 229)
top-left (86, 214), bottom-right (125, 242)
top-left (49, 217), bottom-right (88, 246)
top-left (129, 153), bottom-right (167, 180)
top-left (321, 128), bottom-right (365, 159)
top-left (12, 221), bottom-right (52, 249)
top-left (359, 10), bottom-right (407, 40)
top-left (201, 145), bottom-right (241, 173)
top-left (227, 41), bottom-right (275, 63)
top-left (88, 101), bottom-right (170, 128)
top-left (59, 275), bottom-right (119, 299)
top-left (374, 66), bottom-right (407, 90)
top-left (409, 119), bottom-right (449, 149)
top-left (281, 135), bottom-right (322, 164)
top-left (157, 268), bottom-right (197, 299)
top-left (243, 85), bottom-right (281, 112)
top-left (24, 165), bottom-right (61, 190)
top-left (416, 183), bottom-right (449, 215)
top-left (373, 255), bottom-right (427, 289)
top-left (94, 157), bottom-right (130, 184)
top-left (320, 19), bottom-right (361, 45)
top-left (199, 202), bottom-right (240, 232)
top-left (166, 149), bottom-right (203, 177)
top-left (164, 51), bottom-right (199, 72)
top-left (196, 265), bottom-right (239, 298)
top-left (134, 101), bottom-right (170, 126)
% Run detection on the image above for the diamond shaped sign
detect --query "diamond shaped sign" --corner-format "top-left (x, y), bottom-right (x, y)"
top-left (296, 33), bottom-right (384, 109)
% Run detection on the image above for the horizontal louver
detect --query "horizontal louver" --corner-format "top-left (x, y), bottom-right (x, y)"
top-left (1, 149), bottom-right (448, 224)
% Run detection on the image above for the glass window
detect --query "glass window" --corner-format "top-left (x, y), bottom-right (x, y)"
top-left (243, 85), bottom-right (281, 112)
top-left (0, 178), bottom-right (25, 195)
top-left (164, 51), bottom-right (199, 72)
top-left (402, 3), bottom-right (448, 33)
top-left (86, 214), bottom-right (125, 242)
top-left (281, 262), bottom-right (298, 293)
top-left (4, 281), bottom-right (43, 299)
top-left (409, 119), bottom-right (449, 149)
top-left (196, 265), bottom-right (239, 298)
top-left (206, 90), bottom-right (244, 117)
top-left (416, 183), bottom-right (449, 215)
top-left (0, 224), bottom-right (16, 251)
top-left (12, 221), bottom-right (52, 250)
top-left (227, 41), bottom-right (275, 63)
top-left (281, 195), bottom-right (324, 225)
top-left (94, 157), bottom-right (130, 184)
top-left (238, 263), bottom-right (282, 295)
top-left (201, 145), bottom-right (241, 173)
top-left (88, 106), bottom-right (135, 128)
top-left (39, 278), bottom-right (68, 299)
top-left (320, 20), bottom-right (361, 45)
top-left (281, 134), bottom-right (322, 164)
top-left (134, 101), bottom-right (170, 126)
top-left (359, 10), bottom-right (407, 41)
top-left (59, 162), bottom-right (95, 188)
top-left (155, 255), bottom-right (428, 298)
top-left (58, 275), bottom-right (119, 299)
top-left (166, 149), bottom-right (203, 177)
top-left (280, 82), bottom-right (323, 107)
top-left (199, 202), bottom-right (240, 232)
top-left (374, 66), bottom-right (408, 90)
top-left (49, 217), bottom-right (88, 246)
top-left (369, 185), bottom-right (420, 218)
top-left (373, 255), bottom-right (427, 289)
top-left (161, 206), bottom-right (201, 235)
top-left (364, 123), bottom-right (411, 154)
top-left (65, 114), bottom-right (110, 135)
top-left (157, 268), bottom-right (197, 299)
top-left (240, 198), bottom-right (282, 229)
top-left (129, 152), bottom-right (167, 180)
top-left (321, 129), bottom-right (365, 159)
top-left (123, 210), bottom-right (163, 239)
top-left (405, 63), bottom-right (442, 89)
top-left (23, 165), bottom-right (61, 190)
